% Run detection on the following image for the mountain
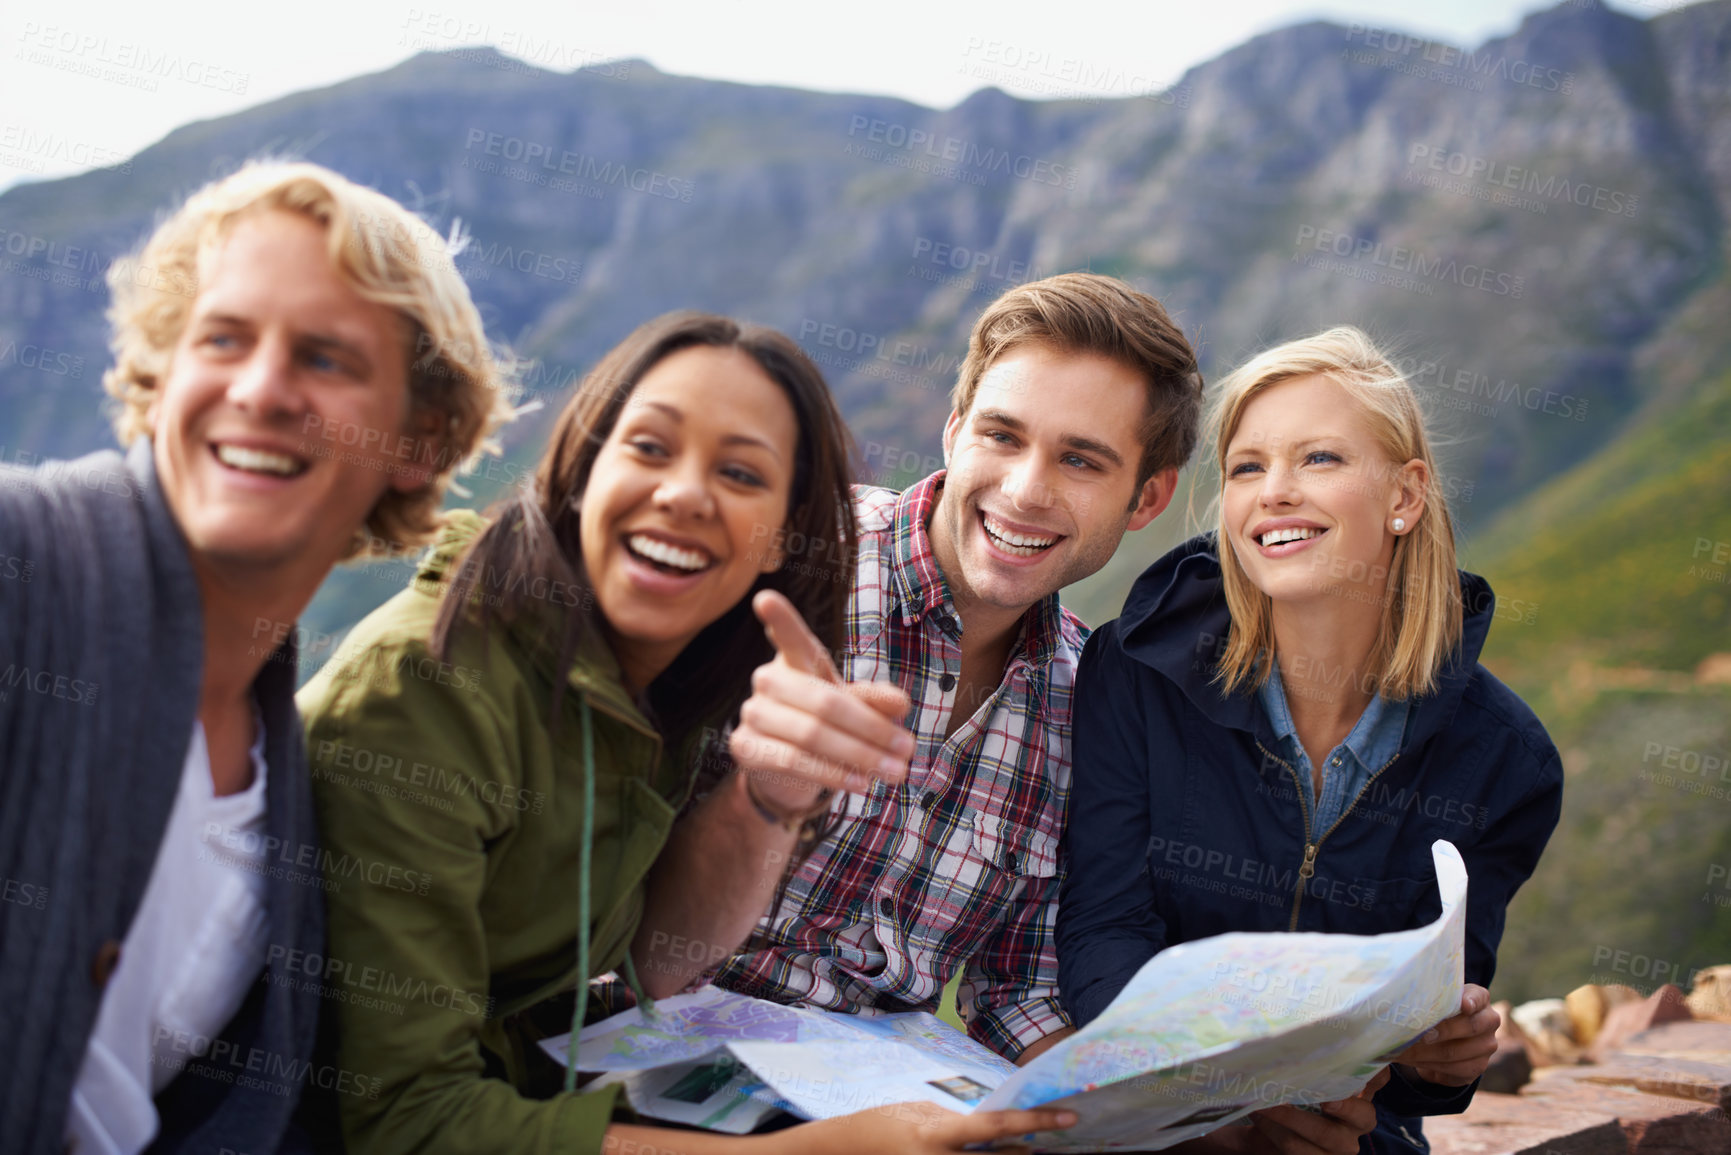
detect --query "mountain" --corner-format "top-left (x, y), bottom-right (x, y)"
top-left (3, 1), bottom-right (1726, 501)
top-left (0, 0), bottom-right (1727, 1002)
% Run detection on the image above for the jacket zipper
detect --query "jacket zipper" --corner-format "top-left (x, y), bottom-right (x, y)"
top-left (1255, 740), bottom-right (1314, 930)
top-left (1258, 740), bottom-right (1402, 931)
top-left (1317, 750), bottom-right (1403, 849)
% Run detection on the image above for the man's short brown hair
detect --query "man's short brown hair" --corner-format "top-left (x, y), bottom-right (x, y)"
top-left (951, 272), bottom-right (1203, 486)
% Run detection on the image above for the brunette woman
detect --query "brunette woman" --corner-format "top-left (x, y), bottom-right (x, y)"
top-left (300, 312), bottom-right (1074, 1154)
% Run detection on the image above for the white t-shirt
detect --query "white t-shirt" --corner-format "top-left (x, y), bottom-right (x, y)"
top-left (64, 709), bottom-right (272, 1155)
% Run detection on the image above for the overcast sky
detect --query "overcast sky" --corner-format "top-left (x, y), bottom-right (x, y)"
top-left (0, 0), bottom-right (1682, 193)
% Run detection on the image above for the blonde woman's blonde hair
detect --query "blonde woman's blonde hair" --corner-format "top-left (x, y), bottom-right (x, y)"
top-left (102, 160), bottom-right (515, 558)
top-left (1208, 326), bottom-right (1461, 700)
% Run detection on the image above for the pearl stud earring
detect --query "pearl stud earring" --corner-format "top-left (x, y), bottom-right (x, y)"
top-left (1392, 518), bottom-right (1406, 532)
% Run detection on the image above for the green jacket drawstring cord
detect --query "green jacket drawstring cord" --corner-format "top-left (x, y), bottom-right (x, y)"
top-left (564, 699), bottom-right (660, 1092)
top-left (565, 699), bottom-right (597, 1092)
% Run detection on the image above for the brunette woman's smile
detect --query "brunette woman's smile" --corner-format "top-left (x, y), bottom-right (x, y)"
top-left (620, 528), bottom-right (717, 593)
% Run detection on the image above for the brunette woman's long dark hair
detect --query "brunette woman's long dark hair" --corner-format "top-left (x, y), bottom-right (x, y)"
top-left (432, 311), bottom-right (858, 744)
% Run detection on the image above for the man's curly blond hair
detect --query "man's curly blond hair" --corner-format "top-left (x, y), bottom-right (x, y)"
top-left (103, 160), bottom-right (515, 558)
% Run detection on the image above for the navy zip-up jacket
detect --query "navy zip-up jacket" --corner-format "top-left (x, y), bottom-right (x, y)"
top-left (1056, 534), bottom-right (1563, 1153)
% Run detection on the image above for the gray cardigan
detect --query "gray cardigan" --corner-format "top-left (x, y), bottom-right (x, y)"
top-left (0, 440), bottom-right (325, 1154)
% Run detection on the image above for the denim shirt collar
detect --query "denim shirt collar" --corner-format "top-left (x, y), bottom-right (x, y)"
top-left (1258, 661), bottom-right (1409, 834)
top-left (1259, 663), bottom-right (1406, 771)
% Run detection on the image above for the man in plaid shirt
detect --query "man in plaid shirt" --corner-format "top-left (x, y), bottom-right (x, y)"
top-left (716, 273), bottom-right (1205, 1064)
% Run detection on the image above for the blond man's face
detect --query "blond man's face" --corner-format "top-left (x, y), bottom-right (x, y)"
top-left (149, 210), bottom-right (422, 583)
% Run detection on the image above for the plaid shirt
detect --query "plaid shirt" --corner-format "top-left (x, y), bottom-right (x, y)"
top-left (711, 471), bottom-right (1085, 1059)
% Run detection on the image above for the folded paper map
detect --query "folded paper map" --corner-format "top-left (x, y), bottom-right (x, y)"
top-left (540, 993), bottom-right (1015, 1129)
top-left (541, 839), bottom-right (1466, 1150)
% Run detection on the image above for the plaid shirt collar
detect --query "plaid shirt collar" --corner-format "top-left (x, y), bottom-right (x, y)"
top-left (888, 470), bottom-right (1069, 686)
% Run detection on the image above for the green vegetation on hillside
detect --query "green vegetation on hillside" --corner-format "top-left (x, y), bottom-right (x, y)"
top-left (1493, 690), bottom-right (1731, 1003)
top-left (1464, 371), bottom-right (1731, 1003)
top-left (1466, 369), bottom-right (1731, 702)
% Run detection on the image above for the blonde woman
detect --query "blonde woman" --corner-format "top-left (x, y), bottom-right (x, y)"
top-left (1055, 327), bottom-right (1563, 1154)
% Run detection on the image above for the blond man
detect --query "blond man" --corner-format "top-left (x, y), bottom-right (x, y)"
top-left (0, 162), bottom-right (509, 1155)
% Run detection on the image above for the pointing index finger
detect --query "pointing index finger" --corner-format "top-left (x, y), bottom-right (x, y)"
top-left (753, 589), bottom-right (839, 683)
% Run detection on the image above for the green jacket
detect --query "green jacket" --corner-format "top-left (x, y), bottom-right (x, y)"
top-left (298, 512), bottom-right (698, 1155)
